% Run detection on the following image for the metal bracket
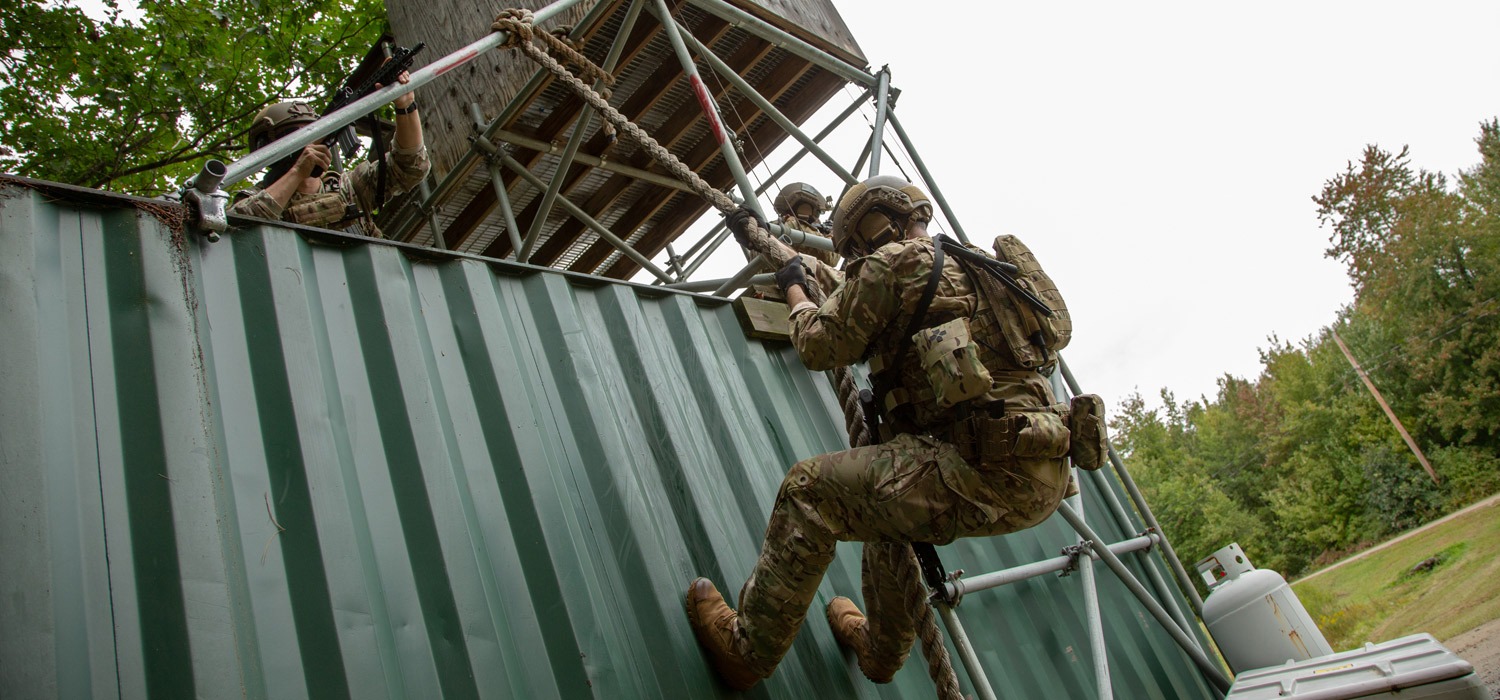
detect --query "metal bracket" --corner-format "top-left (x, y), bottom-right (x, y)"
top-left (930, 568), bottom-right (967, 607)
top-left (1059, 542), bottom-right (1093, 578)
top-left (182, 160), bottom-right (229, 241)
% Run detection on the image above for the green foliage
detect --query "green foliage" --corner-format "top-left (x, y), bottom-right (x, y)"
top-left (1113, 121), bottom-right (1500, 577)
top-left (0, 0), bottom-right (386, 195)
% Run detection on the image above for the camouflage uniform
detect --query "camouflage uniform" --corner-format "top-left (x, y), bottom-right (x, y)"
top-left (734, 235), bottom-right (1071, 678)
top-left (228, 143), bottom-right (430, 238)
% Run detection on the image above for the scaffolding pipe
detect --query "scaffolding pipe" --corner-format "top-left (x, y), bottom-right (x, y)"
top-left (886, 111), bottom-right (970, 246)
top-left (470, 104), bottom-right (526, 258)
top-left (867, 67), bottom-right (891, 176)
top-left (1049, 370), bottom-right (1203, 649)
top-left (935, 604), bottom-right (998, 700)
top-left (416, 180), bottom-right (447, 250)
top-left (651, 0), bottom-right (765, 220)
top-left (944, 535), bottom-right (1154, 598)
top-left (496, 152), bottom-right (675, 283)
top-left (1057, 501), bottom-right (1233, 693)
top-left (218, 0), bottom-right (592, 188)
top-left (671, 89), bottom-right (872, 282)
top-left (1072, 487), bottom-right (1113, 699)
top-left (389, 0), bottom-right (614, 241)
top-left (1058, 357), bottom-right (1205, 616)
top-left (713, 256), bottom-right (767, 296)
top-left (1082, 466), bottom-right (1202, 649)
top-left (483, 127), bottom-right (694, 192)
top-left (684, 0), bottom-right (877, 88)
top-left (665, 272), bottom-right (774, 292)
top-left (677, 26), bottom-right (857, 186)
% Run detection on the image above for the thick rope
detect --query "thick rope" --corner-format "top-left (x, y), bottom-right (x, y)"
top-left (491, 12), bottom-right (961, 698)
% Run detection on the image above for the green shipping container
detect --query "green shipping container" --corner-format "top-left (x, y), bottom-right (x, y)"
top-left (0, 180), bottom-right (1218, 699)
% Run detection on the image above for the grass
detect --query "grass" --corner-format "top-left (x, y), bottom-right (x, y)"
top-left (1290, 499), bottom-right (1500, 652)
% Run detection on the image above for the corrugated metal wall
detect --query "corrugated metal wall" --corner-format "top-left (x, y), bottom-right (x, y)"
top-left (0, 183), bottom-right (1218, 699)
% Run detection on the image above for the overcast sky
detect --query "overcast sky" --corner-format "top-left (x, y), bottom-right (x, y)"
top-left (670, 0), bottom-right (1500, 412)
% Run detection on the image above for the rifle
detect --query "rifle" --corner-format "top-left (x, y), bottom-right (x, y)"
top-left (322, 39), bottom-right (426, 160)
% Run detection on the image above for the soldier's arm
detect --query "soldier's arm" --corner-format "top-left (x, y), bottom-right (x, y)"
top-left (227, 188), bottom-right (284, 219)
top-left (788, 254), bottom-right (899, 370)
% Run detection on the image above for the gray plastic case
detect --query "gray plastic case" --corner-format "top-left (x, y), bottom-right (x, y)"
top-left (1225, 634), bottom-right (1488, 700)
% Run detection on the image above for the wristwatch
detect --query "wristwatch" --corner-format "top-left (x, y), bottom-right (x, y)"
top-left (395, 101), bottom-right (418, 116)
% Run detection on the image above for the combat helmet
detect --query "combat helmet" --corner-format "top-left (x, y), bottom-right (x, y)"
top-left (772, 182), bottom-right (830, 223)
top-left (247, 101), bottom-right (320, 152)
top-left (830, 175), bottom-right (933, 257)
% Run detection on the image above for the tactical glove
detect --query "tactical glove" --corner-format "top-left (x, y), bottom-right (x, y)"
top-left (725, 207), bottom-right (767, 249)
top-left (775, 257), bottom-right (809, 296)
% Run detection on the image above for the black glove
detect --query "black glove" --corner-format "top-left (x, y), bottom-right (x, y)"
top-left (775, 257), bottom-right (809, 296)
top-left (725, 207), bottom-right (766, 248)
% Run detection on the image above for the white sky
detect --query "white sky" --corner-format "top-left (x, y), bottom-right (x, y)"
top-left (652, 0), bottom-right (1500, 412)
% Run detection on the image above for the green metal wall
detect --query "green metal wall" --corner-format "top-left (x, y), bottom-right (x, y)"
top-left (0, 181), bottom-right (1217, 699)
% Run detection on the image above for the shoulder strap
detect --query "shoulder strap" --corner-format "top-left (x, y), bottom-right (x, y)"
top-left (894, 238), bottom-right (946, 361)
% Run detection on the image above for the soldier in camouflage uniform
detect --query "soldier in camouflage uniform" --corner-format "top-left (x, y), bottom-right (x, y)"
top-left (228, 68), bottom-right (428, 238)
top-left (743, 183), bottom-right (839, 300)
top-left (687, 175), bottom-right (1101, 690)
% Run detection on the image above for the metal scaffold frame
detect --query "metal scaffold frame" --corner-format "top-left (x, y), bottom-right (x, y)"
top-left (183, 0), bottom-right (1231, 696)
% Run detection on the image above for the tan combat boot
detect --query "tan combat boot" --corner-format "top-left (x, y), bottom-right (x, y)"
top-left (826, 596), bottom-right (898, 683)
top-left (685, 578), bottom-right (766, 691)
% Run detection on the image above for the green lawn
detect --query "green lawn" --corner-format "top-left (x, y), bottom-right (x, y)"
top-left (1290, 500), bottom-right (1500, 651)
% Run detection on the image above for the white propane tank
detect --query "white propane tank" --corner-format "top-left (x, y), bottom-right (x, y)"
top-left (1197, 543), bottom-right (1334, 673)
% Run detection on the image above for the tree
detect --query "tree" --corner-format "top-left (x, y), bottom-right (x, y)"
top-left (1, 0), bottom-right (386, 196)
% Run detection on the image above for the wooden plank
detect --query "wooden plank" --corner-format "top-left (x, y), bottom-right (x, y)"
top-left (733, 295), bottom-right (792, 341)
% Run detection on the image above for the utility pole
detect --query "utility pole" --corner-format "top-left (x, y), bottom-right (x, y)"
top-left (1331, 330), bottom-right (1440, 484)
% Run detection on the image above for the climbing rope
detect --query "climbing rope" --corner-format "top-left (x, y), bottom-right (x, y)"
top-left (490, 11), bottom-right (962, 698)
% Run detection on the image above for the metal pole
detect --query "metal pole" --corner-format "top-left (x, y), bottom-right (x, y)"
top-left (683, 0), bottom-right (877, 88)
top-left (944, 535), bottom-right (1156, 599)
top-left (1056, 501), bottom-right (1233, 693)
top-left (1050, 370), bottom-right (1202, 648)
top-left (665, 243), bottom-right (684, 279)
top-left (495, 152), bottom-right (676, 284)
top-left (867, 67), bottom-right (891, 176)
top-left (1071, 487), bottom-right (1113, 699)
top-left (1081, 466), bottom-right (1202, 648)
top-left (484, 127), bottom-right (694, 192)
top-left (650, 0), bottom-right (765, 219)
top-left (671, 89), bottom-right (871, 282)
top-left (470, 104), bottom-right (526, 259)
top-left (665, 272), bottom-right (774, 292)
top-left (219, 0), bottom-right (593, 188)
top-left (520, 0), bottom-right (645, 263)
top-left (677, 25), bottom-right (857, 186)
top-left (886, 111), bottom-right (970, 246)
top-left (935, 603), bottom-right (999, 700)
top-left (1058, 357), bottom-right (1205, 616)
top-left (712, 256), bottom-right (767, 296)
top-left (388, 0), bottom-right (615, 241)
top-left (417, 179), bottom-right (447, 250)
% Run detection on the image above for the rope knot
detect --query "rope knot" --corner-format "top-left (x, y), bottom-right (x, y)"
top-left (491, 8), bottom-right (535, 47)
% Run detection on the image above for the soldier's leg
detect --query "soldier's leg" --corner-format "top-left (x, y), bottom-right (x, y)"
top-left (735, 434), bottom-right (971, 674)
top-left (826, 541), bottom-right (920, 682)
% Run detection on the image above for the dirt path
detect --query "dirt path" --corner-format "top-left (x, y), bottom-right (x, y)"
top-left (1446, 617), bottom-right (1500, 699)
top-left (1296, 493), bottom-right (1500, 585)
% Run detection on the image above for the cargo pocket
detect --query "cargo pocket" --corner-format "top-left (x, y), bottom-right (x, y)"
top-left (914, 317), bottom-right (992, 408)
top-left (1067, 394), bottom-right (1108, 471)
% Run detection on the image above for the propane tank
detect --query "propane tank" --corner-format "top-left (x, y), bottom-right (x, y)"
top-left (1197, 543), bottom-right (1334, 673)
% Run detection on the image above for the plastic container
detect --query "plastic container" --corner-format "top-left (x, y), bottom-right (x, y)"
top-left (1225, 633), bottom-right (1488, 699)
top-left (1198, 543), bottom-right (1334, 672)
